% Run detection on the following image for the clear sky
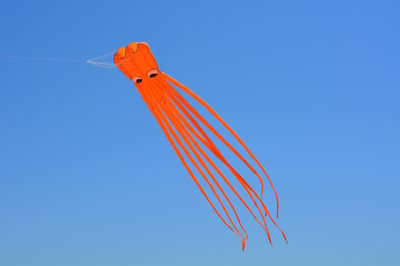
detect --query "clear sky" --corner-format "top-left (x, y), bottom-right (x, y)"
top-left (0, 1), bottom-right (399, 265)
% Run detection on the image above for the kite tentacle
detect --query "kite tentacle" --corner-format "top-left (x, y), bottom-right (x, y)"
top-left (161, 72), bottom-right (281, 218)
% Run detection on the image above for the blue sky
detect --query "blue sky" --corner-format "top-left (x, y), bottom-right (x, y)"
top-left (0, 0), bottom-right (399, 265)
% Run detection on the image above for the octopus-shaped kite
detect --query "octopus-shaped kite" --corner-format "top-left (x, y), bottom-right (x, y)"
top-left (113, 42), bottom-right (287, 250)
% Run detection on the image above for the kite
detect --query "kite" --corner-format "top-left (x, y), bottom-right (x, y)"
top-left (113, 42), bottom-right (287, 250)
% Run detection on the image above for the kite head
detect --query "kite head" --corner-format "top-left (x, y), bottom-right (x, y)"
top-left (114, 42), bottom-right (160, 84)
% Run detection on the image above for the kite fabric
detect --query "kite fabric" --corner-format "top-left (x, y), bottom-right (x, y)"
top-left (114, 42), bottom-right (287, 250)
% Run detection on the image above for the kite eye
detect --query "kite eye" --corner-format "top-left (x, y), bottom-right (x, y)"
top-left (132, 77), bottom-right (143, 83)
top-left (147, 69), bottom-right (158, 78)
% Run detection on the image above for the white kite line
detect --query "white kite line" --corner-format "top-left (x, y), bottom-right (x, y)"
top-left (0, 50), bottom-right (119, 69)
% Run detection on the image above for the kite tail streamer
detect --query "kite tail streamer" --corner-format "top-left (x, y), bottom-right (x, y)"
top-left (135, 74), bottom-right (287, 248)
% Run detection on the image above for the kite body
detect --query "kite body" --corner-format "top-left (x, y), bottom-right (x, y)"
top-left (114, 42), bottom-right (286, 250)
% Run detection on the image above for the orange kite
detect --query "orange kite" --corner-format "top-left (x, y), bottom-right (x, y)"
top-left (114, 42), bottom-right (287, 250)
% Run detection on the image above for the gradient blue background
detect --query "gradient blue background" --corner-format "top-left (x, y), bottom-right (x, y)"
top-left (0, 1), bottom-right (399, 265)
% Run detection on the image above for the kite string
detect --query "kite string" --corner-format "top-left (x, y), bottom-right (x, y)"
top-left (0, 50), bottom-right (120, 69)
top-left (0, 55), bottom-right (84, 63)
top-left (86, 50), bottom-right (118, 68)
